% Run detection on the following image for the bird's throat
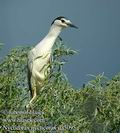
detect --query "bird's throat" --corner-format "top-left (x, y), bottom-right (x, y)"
top-left (47, 25), bottom-right (62, 38)
top-left (35, 25), bottom-right (62, 54)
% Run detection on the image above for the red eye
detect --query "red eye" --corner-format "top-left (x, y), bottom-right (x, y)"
top-left (61, 19), bottom-right (65, 23)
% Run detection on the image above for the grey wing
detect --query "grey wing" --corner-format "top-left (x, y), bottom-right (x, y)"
top-left (27, 61), bottom-right (33, 97)
top-left (27, 50), bottom-right (34, 97)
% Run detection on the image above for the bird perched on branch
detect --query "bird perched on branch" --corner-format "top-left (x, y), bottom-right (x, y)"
top-left (26, 16), bottom-right (78, 109)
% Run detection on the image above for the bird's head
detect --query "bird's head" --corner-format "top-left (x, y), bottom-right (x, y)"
top-left (51, 16), bottom-right (78, 29)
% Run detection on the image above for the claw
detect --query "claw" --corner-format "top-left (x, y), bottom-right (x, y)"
top-left (25, 103), bottom-right (33, 112)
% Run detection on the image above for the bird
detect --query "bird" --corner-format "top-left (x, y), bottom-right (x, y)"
top-left (26, 16), bottom-right (78, 109)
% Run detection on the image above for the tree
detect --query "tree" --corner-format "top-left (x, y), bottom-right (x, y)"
top-left (0, 39), bottom-right (120, 133)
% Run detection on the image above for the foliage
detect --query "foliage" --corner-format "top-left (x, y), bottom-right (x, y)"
top-left (0, 39), bottom-right (120, 133)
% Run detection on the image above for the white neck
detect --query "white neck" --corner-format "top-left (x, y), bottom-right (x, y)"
top-left (35, 25), bottom-right (63, 53)
top-left (47, 24), bottom-right (63, 39)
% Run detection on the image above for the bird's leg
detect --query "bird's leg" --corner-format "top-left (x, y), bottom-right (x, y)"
top-left (26, 87), bottom-right (36, 111)
top-left (26, 79), bottom-right (37, 111)
top-left (29, 86), bottom-right (37, 105)
top-left (26, 69), bottom-right (46, 111)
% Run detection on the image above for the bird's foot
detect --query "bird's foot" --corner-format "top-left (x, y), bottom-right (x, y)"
top-left (25, 103), bottom-right (34, 112)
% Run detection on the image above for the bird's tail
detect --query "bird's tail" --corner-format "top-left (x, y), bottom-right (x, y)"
top-left (27, 62), bottom-right (33, 98)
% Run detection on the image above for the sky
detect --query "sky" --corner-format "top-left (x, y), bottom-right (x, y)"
top-left (0, 0), bottom-right (120, 88)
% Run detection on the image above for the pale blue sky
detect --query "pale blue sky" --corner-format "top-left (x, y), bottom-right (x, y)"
top-left (0, 0), bottom-right (120, 87)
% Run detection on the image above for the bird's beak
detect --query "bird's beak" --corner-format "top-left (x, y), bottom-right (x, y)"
top-left (68, 23), bottom-right (78, 29)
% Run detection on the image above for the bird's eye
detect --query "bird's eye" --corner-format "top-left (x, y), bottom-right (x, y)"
top-left (61, 19), bottom-right (65, 23)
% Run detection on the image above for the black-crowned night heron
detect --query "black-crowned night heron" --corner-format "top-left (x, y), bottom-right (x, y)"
top-left (26, 16), bottom-right (78, 109)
